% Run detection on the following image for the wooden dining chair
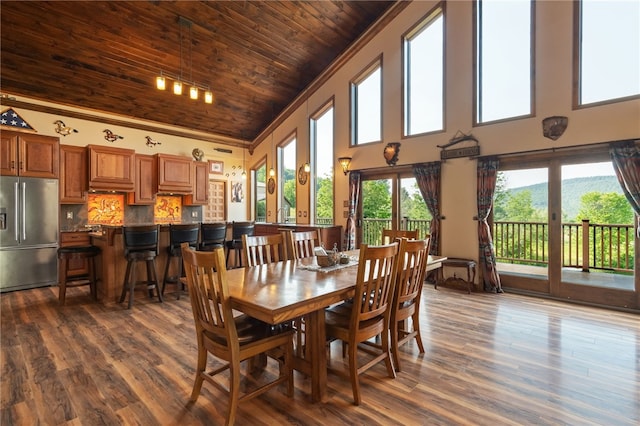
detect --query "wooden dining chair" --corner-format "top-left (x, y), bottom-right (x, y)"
top-left (324, 242), bottom-right (399, 405)
top-left (390, 237), bottom-right (430, 372)
top-left (242, 233), bottom-right (288, 267)
top-left (288, 229), bottom-right (322, 259)
top-left (286, 229), bottom-right (322, 358)
top-left (381, 228), bottom-right (419, 244)
top-left (181, 244), bottom-right (294, 426)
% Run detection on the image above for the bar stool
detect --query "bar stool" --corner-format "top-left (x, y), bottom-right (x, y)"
top-left (120, 225), bottom-right (163, 309)
top-left (162, 223), bottom-right (200, 299)
top-left (199, 222), bottom-right (227, 252)
top-left (225, 221), bottom-right (255, 268)
top-left (57, 245), bottom-right (101, 305)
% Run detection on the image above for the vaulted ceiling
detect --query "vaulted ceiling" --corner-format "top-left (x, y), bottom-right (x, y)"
top-left (1, 1), bottom-right (400, 147)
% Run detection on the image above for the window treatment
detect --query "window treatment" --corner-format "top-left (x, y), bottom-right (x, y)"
top-left (610, 140), bottom-right (640, 238)
top-left (344, 171), bottom-right (361, 250)
top-left (413, 162), bottom-right (441, 255)
top-left (477, 158), bottom-right (502, 292)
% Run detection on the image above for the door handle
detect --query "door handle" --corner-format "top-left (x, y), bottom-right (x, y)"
top-left (21, 182), bottom-right (26, 241)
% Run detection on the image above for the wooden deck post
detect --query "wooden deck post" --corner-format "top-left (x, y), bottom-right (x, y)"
top-left (581, 219), bottom-right (590, 272)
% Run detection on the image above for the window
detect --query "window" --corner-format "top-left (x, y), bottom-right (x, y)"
top-left (403, 6), bottom-right (444, 136)
top-left (252, 160), bottom-right (266, 222)
top-left (351, 59), bottom-right (382, 145)
top-left (576, 0), bottom-right (640, 106)
top-left (311, 101), bottom-right (334, 224)
top-left (278, 135), bottom-right (296, 223)
top-left (475, 0), bottom-right (533, 124)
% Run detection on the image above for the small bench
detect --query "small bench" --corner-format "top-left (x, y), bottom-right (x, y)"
top-left (435, 258), bottom-right (476, 294)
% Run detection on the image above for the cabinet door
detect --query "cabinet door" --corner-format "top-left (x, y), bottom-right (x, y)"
top-left (156, 154), bottom-right (193, 193)
top-left (60, 145), bottom-right (87, 203)
top-left (88, 144), bottom-right (135, 191)
top-left (0, 133), bottom-right (18, 176)
top-left (184, 161), bottom-right (208, 205)
top-left (128, 154), bottom-right (157, 205)
top-left (19, 134), bottom-right (59, 178)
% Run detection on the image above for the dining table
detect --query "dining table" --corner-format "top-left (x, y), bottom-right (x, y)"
top-left (222, 252), bottom-right (447, 403)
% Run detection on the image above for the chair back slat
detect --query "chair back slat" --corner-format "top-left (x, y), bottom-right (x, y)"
top-left (352, 243), bottom-right (399, 324)
top-left (181, 244), bottom-right (237, 346)
top-left (288, 230), bottom-right (322, 259)
top-left (242, 233), bottom-right (288, 267)
top-left (381, 228), bottom-right (419, 244)
top-left (395, 237), bottom-right (430, 305)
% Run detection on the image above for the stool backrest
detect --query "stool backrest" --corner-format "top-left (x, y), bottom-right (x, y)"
top-left (123, 225), bottom-right (159, 255)
top-left (231, 221), bottom-right (255, 240)
top-left (200, 222), bottom-right (227, 250)
top-left (169, 223), bottom-right (200, 249)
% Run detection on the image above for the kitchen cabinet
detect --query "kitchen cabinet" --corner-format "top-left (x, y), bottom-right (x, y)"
top-left (156, 153), bottom-right (193, 194)
top-left (88, 144), bottom-right (135, 191)
top-left (59, 145), bottom-right (87, 203)
top-left (59, 232), bottom-right (91, 277)
top-left (127, 154), bottom-right (157, 205)
top-left (0, 131), bottom-right (59, 178)
top-left (184, 161), bottom-right (208, 205)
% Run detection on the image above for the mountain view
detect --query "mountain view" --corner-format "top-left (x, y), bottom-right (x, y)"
top-left (507, 176), bottom-right (623, 221)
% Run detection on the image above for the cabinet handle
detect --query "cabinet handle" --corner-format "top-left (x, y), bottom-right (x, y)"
top-left (10, 161), bottom-right (15, 170)
top-left (19, 161), bottom-right (23, 171)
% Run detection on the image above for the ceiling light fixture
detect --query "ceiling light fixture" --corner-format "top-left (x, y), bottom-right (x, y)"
top-left (155, 16), bottom-right (214, 105)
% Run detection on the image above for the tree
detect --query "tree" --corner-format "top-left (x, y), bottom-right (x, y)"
top-left (576, 192), bottom-right (633, 224)
top-left (316, 174), bottom-right (334, 221)
top-left (362, 180), bottom-right (391, 218)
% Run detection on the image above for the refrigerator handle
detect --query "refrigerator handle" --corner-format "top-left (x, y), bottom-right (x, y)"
top-left (21, 182), bottom-right (26, 241)
top-left (14, 182), bottom-right (19, 242)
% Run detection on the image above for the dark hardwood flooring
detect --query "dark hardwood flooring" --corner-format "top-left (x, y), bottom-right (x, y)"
top-left (1, 284), bottom-right (638, 425)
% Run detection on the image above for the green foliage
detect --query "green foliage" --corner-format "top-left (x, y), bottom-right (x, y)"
top-left (316, 174), bottom-right (334, 220)
top-left (362, 180), bottom-right (391, 218)
top-left (283, 172), bottom-right (296, 208)
top-left (576, 192), bottom-right (633, 224)
top-left (400, 183), bottom-right (431, 219)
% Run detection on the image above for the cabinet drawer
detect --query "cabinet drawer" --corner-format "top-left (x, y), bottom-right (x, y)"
top-left (60, 232), bottom-right (91, 246)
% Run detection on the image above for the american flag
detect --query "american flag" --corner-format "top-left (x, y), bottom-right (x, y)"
top-left (1, 108), bottom-right (35, 130)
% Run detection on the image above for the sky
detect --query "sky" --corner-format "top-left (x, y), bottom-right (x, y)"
top-left (503, 162), bottom-right (616, 189)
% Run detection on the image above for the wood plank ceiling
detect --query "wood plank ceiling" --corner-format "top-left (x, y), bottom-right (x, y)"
top-left (0, 1), bottom-right (396, 147)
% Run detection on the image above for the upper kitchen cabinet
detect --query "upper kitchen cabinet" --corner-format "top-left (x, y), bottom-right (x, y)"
top-left (0, 131), bottom-right (59, 178)
top-left (127, 154), bottom-right (157, 205)
top-left (156, 153), bottom-right (193, 194)
top-left (87, 144), bottom-right (135, 191)
top-left (59, 145), bottom-right (87, 203)
top-left (184, 160), bottom-right (208, 205)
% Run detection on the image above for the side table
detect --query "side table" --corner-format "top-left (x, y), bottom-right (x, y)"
top-left (435, 258), bottom-right (476, 294)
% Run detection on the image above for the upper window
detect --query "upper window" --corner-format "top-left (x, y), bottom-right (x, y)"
top-left (350, 59), bottom-right (382, 145)
top-left (278, 134), bottom-right (296, 223)
top-left (311, 101), bottom-right (334, 225)
top-left (475, 0), bottom-right (533, 124)
top-left (403, 6), bottom-right (444, 136)
top-left (253, 160), bottom-right (266, 222)
top-left (576, 0), bottom-right (640, 106)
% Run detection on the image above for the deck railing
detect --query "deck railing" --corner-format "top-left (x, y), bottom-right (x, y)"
top-left (361, 218), bottom-right (431, 245)
top-left (493, 220), bottom-right (634, 273)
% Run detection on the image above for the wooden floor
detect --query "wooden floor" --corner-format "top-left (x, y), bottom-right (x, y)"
top-left (2, 285), bottom-right (639, 425)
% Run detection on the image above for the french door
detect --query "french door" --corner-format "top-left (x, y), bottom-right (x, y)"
top-left (497, 150), bottom-right (638, 309)
top-left (357, 168), bottom-right (431, 246)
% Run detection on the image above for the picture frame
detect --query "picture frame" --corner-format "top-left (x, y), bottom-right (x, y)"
top-left (208, 160), bottom-right (224, 175)
top-left (231, 181), bottom-right (244, 203)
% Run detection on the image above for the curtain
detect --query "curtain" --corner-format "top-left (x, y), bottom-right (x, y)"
top-left (344, 171), bottom-right (361, 250)
top-left (610, 140), bottom-right (640, 238)
top-left (477, 158), bottom-right (502, 293)
top-left (413, 162), bottom-right (441, 255)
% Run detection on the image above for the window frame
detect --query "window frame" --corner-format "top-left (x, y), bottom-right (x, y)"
top-left (473, 0), bottom-right (536, 126)
top-left (402, 3), bottom-right (446, 139)
top-left (250, 156), bottom-right (267, 222)
top-left (350, 56), bottom-right (383, 146)
top-left (277, 131), bottom-right (297, 223)
top-left (310, 98), bottom-right (335, 225)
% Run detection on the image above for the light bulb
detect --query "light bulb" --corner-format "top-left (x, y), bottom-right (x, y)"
top-left (189, 86), bottom-right (198, 100)
top-left (304, 163), bottom-right (310, 173)
top-left (204, 91), bottom-right (214, 104)
top-left (156, 76), bottom-right (166, 90)
top-left (269, 167), bottom-right (275, 177)
top-left (173, 81), bottom-right (183, 95)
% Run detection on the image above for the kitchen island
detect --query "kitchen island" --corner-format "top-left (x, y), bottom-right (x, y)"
top-left (89, 222), bottom-right (342, 304)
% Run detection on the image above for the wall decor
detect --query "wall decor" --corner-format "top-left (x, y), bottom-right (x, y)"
top-left (297, 165), bottom-right (309, 185)
top-left (1, 107), bottom-right (36, 132)
top-left (53, 120), bottom-right (78, 136)
top-left (209, 160), bottom-right (224, 175)
top-left (438, 131), bottom-right (480, 160)
top-left (103, 129), bottom-right (123, 142)
top-left (145, 136), bottom-right (162, 147)
top-left (231, 181), bottom-right (244, 202)
top-left (192, 148), bottom-right (204, 161)
top-left (267, 177), bottom-right (276, 194)
top-left (542, 116), bottom-right (568, 141)
top-left (383, 142), bottom-right (401, 166)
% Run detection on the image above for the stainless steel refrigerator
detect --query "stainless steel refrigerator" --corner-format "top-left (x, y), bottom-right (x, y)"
top-left (0, 176), bottom-right (59, 292)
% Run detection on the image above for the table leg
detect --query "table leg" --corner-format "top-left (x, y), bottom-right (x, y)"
top-left (306, 310), bottom-right (327, 403)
